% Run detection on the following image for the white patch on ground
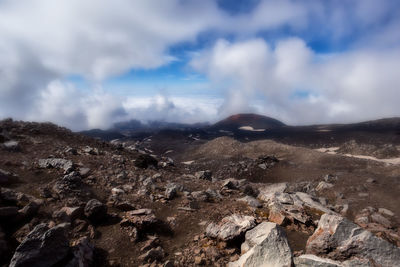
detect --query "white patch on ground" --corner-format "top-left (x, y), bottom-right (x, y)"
top-left (182, 160), bottom-right (195, 165)
top-left (315, 147), bottom-right (340, 154)
top-left (238, 126), bottom-right (266, 132)
top-left (315, 147), bottom-right (400, 165)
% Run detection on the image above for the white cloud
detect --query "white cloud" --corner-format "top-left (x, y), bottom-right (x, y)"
top-left (190, 37), bottom-right (400, 125)
top-left (0, 0), bottom-right (399, 128)
top-left (123, 94), bottom-right (222, 125)
top-left (31, 80), bottom-right (127, 130)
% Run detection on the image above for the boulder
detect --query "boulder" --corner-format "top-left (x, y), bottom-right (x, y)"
top-left (222, 178), bottom-right (239, 189)
top-left (378, 208), bottom-right (394, 217)
top-left (294, 254), bottom-right (373, 267)
top-left (294, 254), bottom-right (342, 267)
top-left (53, 207), bottom-right (83, 222)
top-left (257, 183), bottom-right (287, 202)
top-left (0, 188), bottom-right (42, 206)
top-left (228, 222), bottom-right (292, 267)
top-left (205, 214), bottom-right (256, 241)
top-left (306, 214), bottom-right (400, 266)
top-left (3, 140), bottom-right (20, 151)
top-left (237, 196), bottom-right (262, 208)
top-left (139, 246), bottom-right (164, 262)
top-left (165, 183), bottom-right (178, 200)
top-left (82, 146), bottom-right (99, 155)
top-left (84, 199), bottom-right (107, 222)
top-left (195, 170), bottom-right (212, 181)
top-left (191, 191), bottom-right (210, 202)
top-left (120, 209), bottom-right (158, 231)
top-left (293, 192), bottom-right (334, 215)
top-left (316, 181), bottom-right (334, 192)
top-left (53, 171), bottom-right (83, 197)
top-left (66, 236), bottom-right (94, 267)
top-left (38, 158), bottom-right (74, 173)
top-left (9, 223), bottom-right (70, 267)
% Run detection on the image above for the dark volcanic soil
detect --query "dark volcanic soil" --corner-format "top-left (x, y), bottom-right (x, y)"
top-left (1, 118), bottom-right (400, 266)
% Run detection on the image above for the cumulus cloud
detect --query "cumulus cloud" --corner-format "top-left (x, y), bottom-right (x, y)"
top-left (30, 80), bottom-right (127, 130)
top-left (191, 37), bottom-right (400, 124)
top-left (123, 94), bottom-right (222, 125)
top-left (0, 0), bottom-right (399, 129)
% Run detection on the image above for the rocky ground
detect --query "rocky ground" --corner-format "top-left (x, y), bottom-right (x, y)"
top-left (1, 118), bottom-right (400, 266)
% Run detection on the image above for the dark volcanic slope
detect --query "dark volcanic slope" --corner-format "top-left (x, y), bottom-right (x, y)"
top-left (1, 119), bottom-right (400, 266)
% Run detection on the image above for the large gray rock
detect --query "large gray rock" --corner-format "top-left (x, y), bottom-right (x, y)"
top-left (9, 223), bottom-right (70, 267)
top-left (294, 254), bottom-right (373, 267)
top-left (306, 214), bottom-right (400, 266)
top-left (205, 214), bottom-right (256, 241)
top-left (38, 158), bottom-right (74, 173)
top-left (228, 222), bottom-right (292, 267)
top-left (257, 183), bottom-right (287, 202)
top-left (294, 254), bottom-right (342, 267)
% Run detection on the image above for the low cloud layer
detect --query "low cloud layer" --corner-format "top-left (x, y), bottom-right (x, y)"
top-left (191, 38), bottom-right (400, 125)
top-left (0, 0), bottom-right (399, 129)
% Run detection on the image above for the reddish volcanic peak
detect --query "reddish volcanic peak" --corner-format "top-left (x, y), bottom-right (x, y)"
top-left (213, 113), bottom-right (285, 130)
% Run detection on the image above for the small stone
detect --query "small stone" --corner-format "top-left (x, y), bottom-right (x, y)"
top-left (139, 246), bottom-right (164, 262)
top-left (194, 256), bottom-right (205, 265)
top-left (165, 183), bottom-right (178, 200)
top-left (3, 140), bottom-right (20, 151)
top-left (378, 208), bottom-right (394, 217)
top-left (195, 170), bottom-right (212, 181)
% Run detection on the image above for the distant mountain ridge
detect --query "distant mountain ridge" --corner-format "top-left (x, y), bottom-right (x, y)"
top-left (79, 114), bottom-right (400, 142)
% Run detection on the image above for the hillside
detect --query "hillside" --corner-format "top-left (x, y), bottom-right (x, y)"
top-left (1, 119), bottom-right (400, 266)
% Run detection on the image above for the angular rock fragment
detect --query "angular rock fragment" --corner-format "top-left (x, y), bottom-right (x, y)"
top-left (53, 171), bottom-right (83, 197)
top-left (257, 183), bottom-right (287, 202)
top-left (9, 223), bottom-right (70, 267)
top-left (165, 183), bottom-right (178, 200)
top-left (53, 206), bottom-right (83, 222)
top-left (2, 140), bottom-right (20, 151)
top-left (228, 222), bottom-right (292, 267)
top-left (67, 236), bottom-right (94, 267)
top-left (306, 213), bottom-right (400, 266)
top-left (294, 254), bottom-right (342, 267)
top-left (195, 170), bottom-right (212, 181)
top-left (120, 209), bottom-right (158, 231)
top-left (205, 214), bottom-right (256, 241)
top-left (139, 246), bottom-right (164, 262)
top-left (84, 199), bottom-right (107, 222)
top-left (237, 196), bottom-right (262, 208)
top-left (38, 158), bottom-right (74, 173)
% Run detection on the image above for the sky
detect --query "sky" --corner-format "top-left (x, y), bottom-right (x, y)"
top-left (1, 0), bottom-right (400, 130)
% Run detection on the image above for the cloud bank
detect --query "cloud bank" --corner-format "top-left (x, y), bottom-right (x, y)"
top-left (191, 38), bottom-right (400, 125)
top-left (0, 0), bottom-right (399, 129)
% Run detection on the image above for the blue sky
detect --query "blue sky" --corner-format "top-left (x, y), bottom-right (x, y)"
top-left (1, 0), bottom-right (400, 130)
